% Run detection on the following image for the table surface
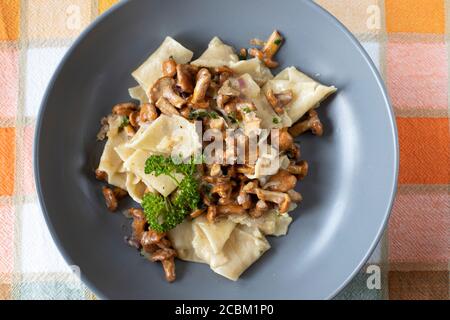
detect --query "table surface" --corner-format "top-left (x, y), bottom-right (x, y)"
top-left (0, 0), bottom-right (448, 300)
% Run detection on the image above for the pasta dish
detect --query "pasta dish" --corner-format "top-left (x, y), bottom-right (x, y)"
top-left (95, 31), bottom-right (336, 282)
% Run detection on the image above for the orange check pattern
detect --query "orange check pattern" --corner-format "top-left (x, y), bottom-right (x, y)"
top-left (0, 0), bottom-right (448, 300)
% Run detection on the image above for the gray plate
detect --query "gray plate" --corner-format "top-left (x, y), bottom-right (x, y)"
top-left (34, 0), bottom-right (398, 299)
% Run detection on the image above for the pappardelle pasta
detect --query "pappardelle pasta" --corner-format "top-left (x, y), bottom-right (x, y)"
top-left (95, 31), bottom-right (336, 282)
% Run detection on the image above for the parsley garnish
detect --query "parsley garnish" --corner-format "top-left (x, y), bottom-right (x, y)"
top-left (142, 155), bottom-right (200, 232)
top-left (272, 117), bottom-right (280, 124)
top-left (228, 112), bottom-right (238, 124)
top-left (119, 116), bottom-right (130, 130)
top-left (274, 39), bottom-right (282, 45)
top-left (189, 110), bottom-right (220, 120)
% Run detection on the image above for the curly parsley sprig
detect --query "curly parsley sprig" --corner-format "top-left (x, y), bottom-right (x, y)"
top-left (142, 155), bottom-right (200, 232)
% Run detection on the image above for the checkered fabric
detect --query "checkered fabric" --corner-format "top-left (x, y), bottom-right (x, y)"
top-left (0, 0), bottom-right (448, 300)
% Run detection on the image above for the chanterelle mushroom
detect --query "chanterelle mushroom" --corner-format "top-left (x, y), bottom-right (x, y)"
top-left (255, 188), bottom-right (291, 213)
top-left (287, 190), bottom-right (303, 203)
top-left (249, 200), bottom-right (269, 218)
top-left (192, 68), bottom-right (211, 103)
top-left (278, 128), bottom-right (294, 152)
top-left (149, 77), bottom-right (185, 108)
top-left (176, 64), bottom-right (196, 93)
top-left (287, 160), bottom-right (308, 180)
top-left (264, 169), bottom-right (297, 193)
top-left (162, 58), bottom-right (177, 78)
top-left (265, 89), bottom-right (293, 115)
top-left (289, 110), bottom-right (323, 137)
top-left (155, 97), bottom-right (180, 116)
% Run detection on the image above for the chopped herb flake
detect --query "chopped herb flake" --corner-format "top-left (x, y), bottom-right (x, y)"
top-left (272, 117), bottom-right (280, 124)
top-left (119, 116), bottom-right (130, 130)
top-left (189, 109), bottom-right (221, 120)
top-left (274, 39), bottom-right (282, 45)
top-left (228, 112), bottom-right (238, 124)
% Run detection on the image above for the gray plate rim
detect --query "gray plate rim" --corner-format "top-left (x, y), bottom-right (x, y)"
top-left (33, 0), bottom-right (399, 300)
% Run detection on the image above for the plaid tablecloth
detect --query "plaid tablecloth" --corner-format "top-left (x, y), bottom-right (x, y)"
top-left (0, 0), bottom-right (448, 300)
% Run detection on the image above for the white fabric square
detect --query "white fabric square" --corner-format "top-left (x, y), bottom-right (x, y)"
top-left (24, 47), bottom-right (69, 117)
top-left (19, 202), bottom-right (72, 273)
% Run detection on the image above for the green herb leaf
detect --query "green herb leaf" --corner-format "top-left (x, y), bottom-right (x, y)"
top-left (228, 112), bottom-right (238, 124)
top-left (119, 116), bottom-right (130, 130)
top-left (142, 155), bottom-right (201, 232)
top-left (274, 39), bottom-right (282, 45)
top-left (209, 111), bottom-right (219, 119)
top-left (272, 117), bottom-right (280, 124)
top-left (189, 109), bottom-right (220, 121)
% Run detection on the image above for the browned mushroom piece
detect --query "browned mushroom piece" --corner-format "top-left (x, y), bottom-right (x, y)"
top-left (179, 106), bottom-right (191, 119)
top-left (192, 68), bottom-right (212, 104)
top-left (287, 190), bottom-right (303, 203)
top-left (223, 101), bottom-right (237, 116)
top-left (265, 89), bottom-right (293, 115)
top-left (277, 128), bottom-right (295, 152)
top-left (207, 205), bottom-right (217, 222)
top-left (249, 30), bottom-right (283, 68)
top-left (139, 103), bottom-right (158, 123)
top-left (255, 188), bottom-right (291, 213)
top-left (248, 47), bottom-right (264, 60)
top-left (209, 163), bottom-right (222, 177)
top-left (112, 102), bottom-right (138, 116)
top-left (202, 175), bottom-right (230, 184)
top-left (211, 182), bottom-right (232, 199)
top-left (287, 143), bottom-right (301, 161)
top-left (155, 97), bottom-right (180, 116)
top-left (263, 30), bottom-right (283, 58)
top-left (176, 64), bottom-right (196, 93)
top-left (207, 117), bottom-right (225, 130)
top-left (249, 48), bottom-right (279, 68)
top-left (239, 47), bottom-right (248, 59)
top-left (242, 180), bottom-right (259, 193)
top-left (237, 185), bottom-right (253, 210)
top-left (162, 58), bottom-right (177, 78)
top-left (113, 187), bottom-right (128, 200)
top-left (236, 165), bottom-right (255, 175)
top-left (97, 116), bottom-right (110, 141)
top-left (216, 94), bottom-right (230, 108)
top-left (150, 247), bottom-right (177, 262)
top-left (190, 208), bottom-right (205, 219)
top-left (263, 58), bottom-right (279, 69)
top-left (289, 110), bottom-right (324, 137)
top-left (129, 207), bottom-right (145, 237)
top-left (156, 237), bottom-right (174, 250)
top-left (95, 169), bottom-right (108, 181)
top-left (264, 169), bottom-right (297, 193)
top-left (123, 124), bottom-right (135, 137)
top-left (249, 200), bottom-right (269, 218)
top-left (161, 257), bottom-right (176, 282)
top-left (102, 186), bottom-right (118, 211)
top-left (212, 67), bottom-right (234, 87)
top-left (287, 160), bottom-right (309, 180)
top-left (141, 229), bottom-right (166, 247)
top-left (187, 98), bottom-right (210, 110)
top-left (129, 111), bottom-right (140, 128)
top-left (214, 66), bottom-right (235, 74)
top-left (217, 204), bottom-right (247, 215)
top-left (149, 77), bottom-right (185, 108)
